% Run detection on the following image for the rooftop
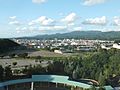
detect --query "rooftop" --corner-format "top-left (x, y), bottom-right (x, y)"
top-left (0, 75), bottom-right (91, 89)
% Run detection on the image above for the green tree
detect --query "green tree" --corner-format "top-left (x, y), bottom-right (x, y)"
top-left (35, 55), bottom-right (42, 59)
top-left (0, 65), bottom-right (4, 81)
top-left (9, 54), bottom-right (15, 58)
top-left (4, 66), bottom-right (12, 80)
top-left (12, 62), bottom-right (17, 66)
top-left (72, 70), bottom-right (78, 79)
top-left (98, 72), bottom-right (105, 86)
top-left (89, 86), bottom-right (96, 90)
top-left (18, 53), bottom-right (28, 58)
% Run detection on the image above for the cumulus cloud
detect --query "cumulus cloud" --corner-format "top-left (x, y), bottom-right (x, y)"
top-left (9, 21), bottom-right (21, 26)
top-left (9, 16), bottom-right (16, 20)
top-left (112, 16), bottom-right (120, 26)
top-left (61, 13), bottom-right (77, 25)
top-left (74, 27), bottom-right (82, 31)
top-left (53, 26), bottom-right (67, 30)
top-left (38, 26), bottom-right (67, 31)
top-left (16, 27), bottom-right (20, 31)
top-left (83, 0), bottom-right (108, 6)
top-left (9, 16), bottom-right (22, 26)
top-left (82, 16), bottom-right (107, 26)
top-left (67, 23), bottom-right (75, 26)
top-left (29, 26), bottom-right (38, 31)
top-left (32, 0), bottom-right (46, 4)
top-left (16, 27), bottom-right (25, 33)
top-left (16, 26), bottom-right (35, 34)
top-left (22, 27), bottom-right (28, 30)
top-left (28, 21), bottom-right (35, 26)
top-left (16, 25), bottom-right (67, 34)
top-left (28, 16), bottom-right (55, 26)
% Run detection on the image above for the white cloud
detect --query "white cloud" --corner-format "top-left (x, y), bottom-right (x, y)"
top-left (74, 27), bottom-right (82, 31)
top-left (38, 27), bottom-right (51, 30)
top-left (82, 16), bottom-right (107, 25)
top-left (38, 26), bottom-right (67, 31)
top-left (61, 13), bottom-right (77, 25)
top-left (16, 27), bottom-right (27, 31)
top-left (83, 0), bottom-right (108, 6)
top-left (28, 16), bottom-right (55, 26)
top-left (9, 21), bottom-right (21, 26)
top-left (67, 23), bottom-right (75, 26)
top-left (16, 27), bottom-right (25, 33)
top-left (16, 30), bottom-right (21, 34)
top-left (29, 26), bottom-right (38, 31)
top-left (9, 16), bottom-right (16, 20)
top-left (16, 27), bottom-right (20, 31)
top-left (28, 21), bottom-right (35, 26)
top-left (16, 27), bottom-right (33, 34)
top-left (113, 16), bottom-right (120, 26)
top-left (22, 27), bottom-right (27, 30)
top-left (15, 25), bottom-right (67, 34)
top-left (53, 26), bottom-right (67, 30)
top-left (32, 0), bottom-right (46, 4)
top-left (9, 16), bottom-right (22, 26)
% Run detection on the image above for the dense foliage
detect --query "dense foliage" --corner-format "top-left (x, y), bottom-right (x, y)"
top-left (21, 48), bottom-right (120, 87)
top-left (0, 48), bottom-right (120, 88)
top-left (0, 65), bottom-right (12, 81)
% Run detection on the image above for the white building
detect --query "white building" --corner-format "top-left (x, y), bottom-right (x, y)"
top-left (101, 43), bottom-right (120, 50)
top-left (71, 42), bottom-right (78, 45)
top-left (113, 44), bottom-right (120, 49)
top-left (54, 50), bottom-right (63, 54)
top-left (101, 45), bottom-right (111, 50)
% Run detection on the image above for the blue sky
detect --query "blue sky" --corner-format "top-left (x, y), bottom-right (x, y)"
top-left (0, 0), bottom-right (120, 38)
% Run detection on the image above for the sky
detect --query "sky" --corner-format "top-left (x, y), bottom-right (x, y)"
top-left (0, 0), bottom-right (120, 38)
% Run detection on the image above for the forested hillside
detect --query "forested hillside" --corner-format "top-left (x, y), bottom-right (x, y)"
top-left (23, 31), bottom-right (120, 40)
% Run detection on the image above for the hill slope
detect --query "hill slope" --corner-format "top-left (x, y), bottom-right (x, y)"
top-left (20, 31), bottom-right (120, 40)
top-left (0, 39), bottom-right (20, 54)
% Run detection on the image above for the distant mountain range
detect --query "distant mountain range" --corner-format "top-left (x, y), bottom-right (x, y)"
top-left (19, 31), bottom-right (120, 40)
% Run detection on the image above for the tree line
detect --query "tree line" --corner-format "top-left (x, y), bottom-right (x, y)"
top-left (0, 48), bottom-right (120, 88)
top-left (0, 65), bottom-right (12, 81)
top-left (20, 48), bottom-right (120, 87)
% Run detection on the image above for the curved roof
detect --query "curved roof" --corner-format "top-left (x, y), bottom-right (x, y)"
top-left (32, 75), bottom-right (91, 88)
top-left (0, 75), bottom-right (91, 89)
